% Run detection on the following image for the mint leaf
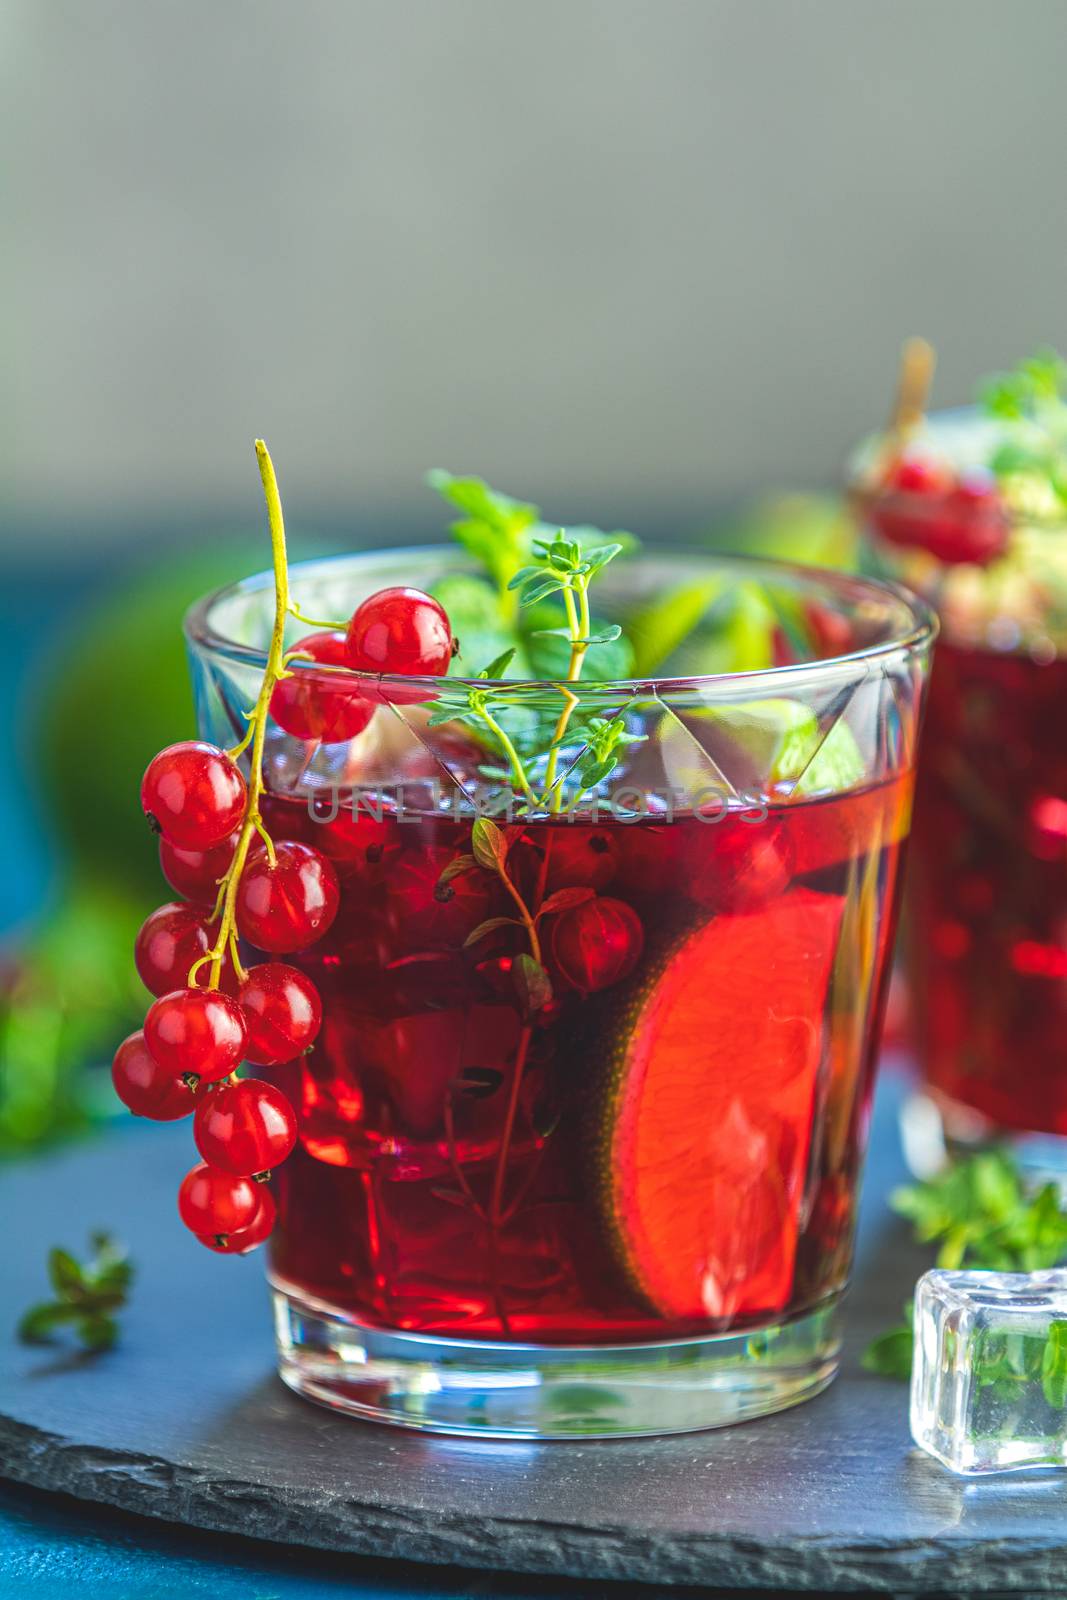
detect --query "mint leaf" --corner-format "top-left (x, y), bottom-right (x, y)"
top-left (20, 1234), bottom-right (133, 1352)
top-left (76, 1312), bottom-right (119, 1351)
top-left (428, 471), bottom-right (538, 606)
top-left (48, 1248), bottom-right (85, 1298)
top-left (478, 648), bottom-right (516, 680)
top-left (429, 574), bottom-right (528, 679)
top-left (18, 1303), bottom-right (78, 1343)
top-left (862, 1320), bottom-right (913, 1379)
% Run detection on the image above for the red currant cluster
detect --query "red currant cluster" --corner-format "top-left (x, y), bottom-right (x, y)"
top-left (114, 740), bottom-right (335, 1252)
top-left (868, 452), bottom-right (1009, 567)
top-left (111, 577), bottom-right (457, 1255)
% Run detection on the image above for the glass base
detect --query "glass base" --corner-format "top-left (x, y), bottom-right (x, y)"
top-left (901, 1089), bottom-right (1067, 1190)
top-left (272, 1286), bottom-right (841, 1438)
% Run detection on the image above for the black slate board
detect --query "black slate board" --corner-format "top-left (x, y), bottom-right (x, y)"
top-left (2, 1068), bottom-right (1066, 1595)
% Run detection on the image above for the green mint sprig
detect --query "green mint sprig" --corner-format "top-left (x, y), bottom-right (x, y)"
top-left (863, 1150), bottom-right (1067, 1399)
top-left (981, 348), bottom-right (1067, 509)
top-left (427, 471), bottom-right (539, 624)
top-left (18, 1232), bottom-right (134, 1352)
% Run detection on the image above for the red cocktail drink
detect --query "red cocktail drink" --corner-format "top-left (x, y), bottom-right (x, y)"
top-left (262, 784), bottom-right (910, 1342)
top-left (852, 353), bottom-right (1067, 1153)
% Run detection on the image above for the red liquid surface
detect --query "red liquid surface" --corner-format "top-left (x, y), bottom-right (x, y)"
top-left (908, 641), bottom-right (1067, 1135)
top-left (263, 782), bottom-right (909, 1342)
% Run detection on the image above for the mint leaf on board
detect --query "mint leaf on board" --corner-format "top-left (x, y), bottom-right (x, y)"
top-left (864, 1150), bottom-right (1067, 1382)
top-left (861, 1319), bottom-right (914, 1379)
top-left (19, 1233), bottom-right (133, 1352)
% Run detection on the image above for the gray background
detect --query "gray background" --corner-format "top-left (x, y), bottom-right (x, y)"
top-left (8, 0), bottom-right (1067, 558)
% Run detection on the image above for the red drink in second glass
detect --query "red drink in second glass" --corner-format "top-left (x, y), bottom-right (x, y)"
top-left (907, 641), bottom-right (1067, 1137)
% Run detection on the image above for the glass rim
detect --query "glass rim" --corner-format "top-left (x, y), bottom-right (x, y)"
top-left (184, 544), bottom-right (937, 695)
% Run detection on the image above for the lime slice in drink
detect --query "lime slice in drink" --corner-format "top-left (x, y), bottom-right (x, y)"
top-left (590, 889), bottom-right (844, 1321)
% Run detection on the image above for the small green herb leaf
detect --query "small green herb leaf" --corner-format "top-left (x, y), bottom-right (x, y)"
top-left (537, 887), bottom-right (595, 918)
top-left (436, 853), bottom-right (478, 888)
top-left (478, 648), bottom-right (516, 680)
top-left (428, 472), bottom-right (539, 604)
top-left (471, 818), bottom-right (508, 873)
top-left (861, 1320), bottom-right (914, 1380)
top-left (48, 1248), bottom-right (86, 1298)
top-left (512, 953), bottom-right (553, 1018)
top-left (20, 1233), bottom-right (133, 1353)
top-left (17, 1303), bottom-right (79, 1343)
top-left (76, 1312), bottom-right (119, 1351)
top-left (462, 916), bottom-right (520, 948)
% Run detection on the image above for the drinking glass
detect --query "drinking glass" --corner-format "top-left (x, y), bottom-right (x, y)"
top-left (853, 407), bottom-right (1067, 1166)
top-left (185, 548), bottom-right (933, 1437)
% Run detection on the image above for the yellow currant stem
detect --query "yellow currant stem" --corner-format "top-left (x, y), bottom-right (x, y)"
top-left (287, 602), bottom-right (349, 632)
top-left (188, 440), bottom-right (291, 991)
top-left (228, 930), bottom-right (248, 985)
top-left (541, 575), bottom-right (590, 814)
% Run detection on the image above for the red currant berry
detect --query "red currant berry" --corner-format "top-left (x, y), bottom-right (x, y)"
top-left (689, 819), bottom-right (795, 913)
top-left (543, 828), bottom-right (618, 894)
top-left (270, 632), bottom-right (375, 743)
top-left (552, 897), bottom-right (644, 994)
top-left (236, 841), bottom-right (340, 954)
top-left (193, 1077), bottom-right (297, 1175)
top-left (239, 963), bottom-right (322, 1065)
top-left (144, 988), bottom-right (248, 1084)
top-left (383, 845), bottom-right (492, 955)
top-left (922, 478), bottom-right (1010, 566)
top-left (885, 454), bottom-right (951, 496)
top-left (197, 1187), bottom-right (276, 1253)
top-left (345, 587), bottom-right (453, 677)
top-left (111, 1030), bottom-right (194, 1120)
top-left (141, 741), bottom-right (246, 849)
top-left (134, 902), bottom-right (224, 998)
top-left (178, 1161), bottom-right (259, 1237)
top-left (159, 831), bottom-right (238, 904)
